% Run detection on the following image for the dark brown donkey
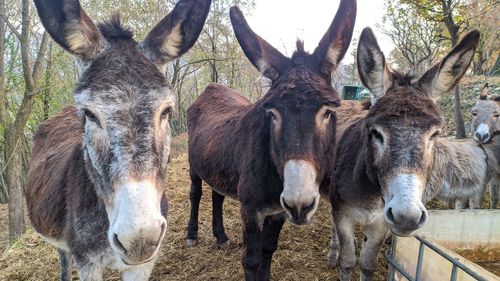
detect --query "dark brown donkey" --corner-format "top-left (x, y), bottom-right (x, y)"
top-left (328, 28), bottom-right (480, 281)
top-left (25, 0), bottom-right (210, 280)
top-left (186, 1), bottom-right (356, 280)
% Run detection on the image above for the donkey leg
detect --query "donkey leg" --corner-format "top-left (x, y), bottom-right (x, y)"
top-left (74, 258), bottom-right (104, 281)
top-left (121, 259), bottom-right (155, 281)
top-left (186, 169), bottom-right (203, 247)
top-left (335, 215), bottom-right (356, 281)
top-left (469, 183), bottom-right (486, 209)
top-left (327, 216), bottom-right (340, 268)
top-left (58, 249), bottom-right (72, 281)
top-left (359, 221), bottom-right (388, 281)
top-left (258, 213), bottom-right (286, 281)
top-left (454, 198), bottom-right (467, 209)
top-left (490, 176), bottom-right (500, 209)
top-left (241, 206), bottom-right (263, 281)
top-left (212, 190), bottom-right (229, 248)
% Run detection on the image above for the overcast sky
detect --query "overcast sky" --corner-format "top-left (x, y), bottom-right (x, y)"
top-left (246, 0), bottom-right (395, 64)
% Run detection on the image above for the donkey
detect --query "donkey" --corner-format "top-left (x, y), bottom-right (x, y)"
top-left (327, 28), bottom-right (479, 281)
top-left (25, 0), bottom-right (210, 280)
top-left (434, 137), bottom-right (496, 209)
top-left (468, 83), bottom-right (500, 208)
top-left (186, 1), bottom-right (356, 280)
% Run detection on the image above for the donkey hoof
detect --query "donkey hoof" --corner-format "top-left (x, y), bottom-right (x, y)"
top-left (326, 251), bottom-right (339, 268)
top-left (217, 240), bottom-right (230, 249)
top-left (186, 239), bottom-right (198, 247)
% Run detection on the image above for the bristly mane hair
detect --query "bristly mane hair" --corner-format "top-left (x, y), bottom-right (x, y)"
top-left (98, 14), bottom-right (134, 41)
top-left (391, 70), bottom-right (415, 88)
top-left (291, 40), bottom-right (309, 65)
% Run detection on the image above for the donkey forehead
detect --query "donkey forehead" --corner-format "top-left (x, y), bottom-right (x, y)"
top-left (473, 100), bottom-right (499, 113)
top-left (76, 41), bottom-right (169, 89)
top-left (75, 87), bottom-right (174, 114)
top-left (368, 88), bottom-right (442, 126)
top-left (267, 83), bottom-right (339, 110)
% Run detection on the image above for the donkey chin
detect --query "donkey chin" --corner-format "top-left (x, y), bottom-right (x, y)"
top-left (382, 173), bottom-right (429, 237)
top-left (280, 160), bottom-right (321, 225)
top-left (106, 181), bottom-right (167, 265)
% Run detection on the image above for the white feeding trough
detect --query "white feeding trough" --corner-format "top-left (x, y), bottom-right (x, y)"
top-left (385, 210), bottom-right (500, 281)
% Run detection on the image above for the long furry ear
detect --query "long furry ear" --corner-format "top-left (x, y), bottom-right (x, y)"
top-left (141, 0), bottom-right (211, 67)
top-left (229, 6), bottom-right (290, 81)
top-left (479, 83), bottom-right (489, 100)
top-left (418, 30), bottom-right (480, 99)
top-left (312, 0), bottom-right (356, 77)
top-left (34, 0), bottom-right (103, 60)
top-left (356, 27), bottom-right (393, 105)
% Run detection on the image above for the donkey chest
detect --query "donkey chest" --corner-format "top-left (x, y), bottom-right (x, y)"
top-left (347, 204), bottom-right (384, 225)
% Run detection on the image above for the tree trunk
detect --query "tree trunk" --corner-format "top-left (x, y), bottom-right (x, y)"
top-left (42, 44), bottom-right (52, 120)
top-left (441, 0), bottom-right (466, 138)
top-left (453, 85), bottom-right (466, 139)
top-left (5, 133), bottom-right (25, 243)
top-left (0, 0), bottom-right (7, 204)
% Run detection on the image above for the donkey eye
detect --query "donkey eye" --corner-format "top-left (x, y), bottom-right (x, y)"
top-left (268, 111), bottom-right (277, 121)
top-left (323, 110), bottom-right (333, 120)
top-left (160, 107), bottom-right (172, 120)
top-left (472, 112), bottom-right (477, 116)
top-left (371, 129), bottom-right (384, 144)
top-left (430, 130), bottom-right (440, 139)
top-left (84, 109), bottom-right (100, 127)
top-left (494, 114), bottom-right (499, 118)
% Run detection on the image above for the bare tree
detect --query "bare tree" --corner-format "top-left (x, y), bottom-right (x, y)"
top-left (0, 0), bottom-right (49, 242)
top-left (400, 0), bottom-right (469, 138)
top-left (382, 1), bottom-right (442, 76)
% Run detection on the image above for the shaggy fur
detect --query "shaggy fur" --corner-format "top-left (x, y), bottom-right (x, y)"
top-left (26, 1), bottom-right (210, 280)
top-left (328, 28), bottom-right (480, 281)
top-left (186, 1), bottom-right (356, 280)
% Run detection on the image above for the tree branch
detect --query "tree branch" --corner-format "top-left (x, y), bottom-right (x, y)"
top-left (0, 13), bottom-right (21, 41)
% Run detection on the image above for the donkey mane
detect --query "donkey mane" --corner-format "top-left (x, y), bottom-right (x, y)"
top-left (391, 71), bottom-right (415, 87)
top-left (98, 14), bottom-right (134, 41)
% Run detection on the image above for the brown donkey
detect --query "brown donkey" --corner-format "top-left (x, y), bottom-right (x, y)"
top-left (186, 0), bottom-right (356, 280)
top-left (328, 28), bottom-right (479, 281)
top-left (26, 0), bottom-right (210, 280)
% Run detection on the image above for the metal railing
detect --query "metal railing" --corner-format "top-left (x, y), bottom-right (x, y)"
top-left (385, 235), bottom-right (489, 281)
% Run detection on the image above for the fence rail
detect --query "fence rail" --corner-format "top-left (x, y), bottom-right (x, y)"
top-left (385, 235), bottom-right (489, 281)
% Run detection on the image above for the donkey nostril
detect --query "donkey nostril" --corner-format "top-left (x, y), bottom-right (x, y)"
top-left (475, 132), bottom-right (481, 140)
top-left (282, 198), bottom-right (293, 212)
top-left (113, 234), bottom-right (128, 254)
top-left (302, 199), bottom-right (316, 214)
top-left (157, 222), bottom-right (167, 244)
top-left (386, 207), bottom-right (395, 223)
top-left (417, 210), bottom-right (428, 227)
top-left (484, 133), bottom-right (490, 142)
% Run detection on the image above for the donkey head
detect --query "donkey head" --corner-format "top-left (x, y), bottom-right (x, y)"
top-left (471, 83), bottom-right (500, 144)
top-left (35, 0), bottom-right (210, 265)
top-left (357, 28), bottom-right (479, 236)
top-left (230, 0), bottom-right (356, 225)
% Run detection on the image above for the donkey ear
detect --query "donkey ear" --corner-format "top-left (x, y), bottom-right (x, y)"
top-left (34, 0), bottom-right (103, 60)
top-left (312, 0), bottom-right (356, 76)
top-left (230, 6), bottom-right (290, 81)
top-left (479, 83), bottom-right (489, 100)
top-left (418, 30), bottom-right (480, 98)
top-left (141, 0), bottom-right (211, 67)
top-left (357, 28), bottom-right (393, 104)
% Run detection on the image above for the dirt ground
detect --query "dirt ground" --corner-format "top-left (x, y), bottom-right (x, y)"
top-left (1, 133), bottom-right (498, 280)
top-left (0, 136), bottom-right (388, 281)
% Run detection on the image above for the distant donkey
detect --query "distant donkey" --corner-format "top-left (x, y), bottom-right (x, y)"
top-left (25, 0), bottom-right (210, 280)
top-left (467, 83), bottom-right (500, 208)
top-left (186, 0), bottom-right (356, 280)
top-left (327, 28), bottom-right (479, 281)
